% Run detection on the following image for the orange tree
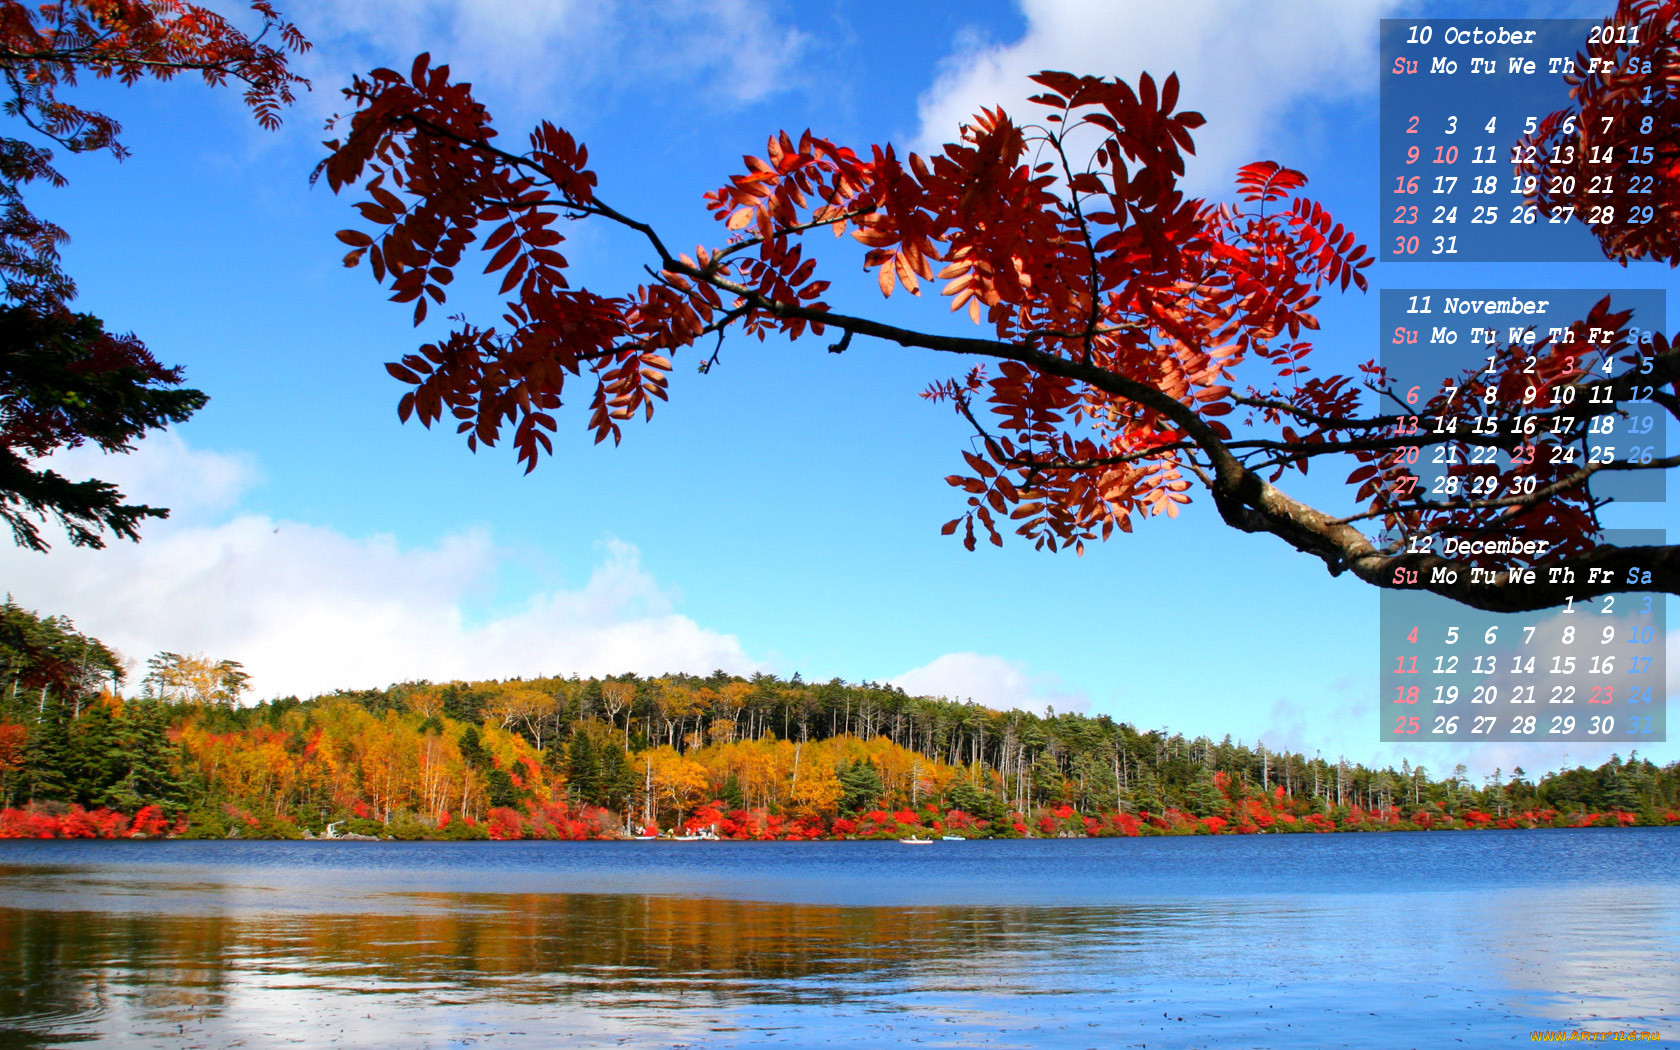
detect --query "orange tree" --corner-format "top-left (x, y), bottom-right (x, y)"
top-left (0, 1), bottom-right (307, 550)
top-left (320, 43), bottom-right (1677, 613)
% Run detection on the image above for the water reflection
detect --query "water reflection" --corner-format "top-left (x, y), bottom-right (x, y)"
top-left (4, 888), bottom-right (1678, 1049)
top-left (2, 894), bottom-right (1178, 1008)
top-left (2, 835), bottom-right (1678, 1048)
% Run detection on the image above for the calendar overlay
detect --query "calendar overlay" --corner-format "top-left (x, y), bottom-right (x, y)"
top-left (1379, 288), bottom-right (1667, 507)
top-left (1377, 290), bottom-right (1667, 743)
top-left (1382, 533), bottom-right (1666, 744)
top-left (1381, 18), bottom-right (1673, 262)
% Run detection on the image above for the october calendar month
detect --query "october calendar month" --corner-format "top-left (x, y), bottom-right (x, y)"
top-left (1381, 18), bottom-right (1671, 261)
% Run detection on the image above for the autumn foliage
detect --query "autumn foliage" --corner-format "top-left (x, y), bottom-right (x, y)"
top-left (7, 595), bottom-right (1679, 840)
top-left (321, 35), bottom-right (1679, 612)
top-left (0, 803), bottom-right (174, 838)
top-left (8, 681), bottom-right (1677, 841)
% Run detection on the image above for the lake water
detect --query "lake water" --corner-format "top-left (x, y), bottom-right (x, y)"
top-left (1, 829), bottom-right (1676, 1048)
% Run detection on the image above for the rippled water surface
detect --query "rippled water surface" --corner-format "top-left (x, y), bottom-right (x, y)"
top-left (1, 830), bottom-right (1677, 1048)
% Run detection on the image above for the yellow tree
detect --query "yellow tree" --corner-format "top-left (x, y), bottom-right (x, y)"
top-left (787, 750), bottom-right (843, 820)
top-left (406, 688), bottom-right (443, 719)
top-left (653, 680), bottom-right (698, 749)
top-left (711, 682), bottom-right (752, 742)
top-left (490, 684), bottom-right (557, 749)
top-left (645, 745), bottom-right (708, 828)
top-left (356, 711), bottom-right (422, 821)
top-left (599, 680), bottom-right (636, 748)
top-left (145, 652), bottom-right (248, 706)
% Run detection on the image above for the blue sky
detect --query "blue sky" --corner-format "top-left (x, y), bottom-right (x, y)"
top-left (2, 0), bottom-right (1671, 779)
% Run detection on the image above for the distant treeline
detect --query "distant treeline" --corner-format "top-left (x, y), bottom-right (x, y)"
top-left (2, 599), bottom-right (1676, 839)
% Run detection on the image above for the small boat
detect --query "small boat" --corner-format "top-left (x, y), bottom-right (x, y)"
top-left (898, 836), bottom-right (933, 844)
top-left (941, 835), bottom-right (964, 841)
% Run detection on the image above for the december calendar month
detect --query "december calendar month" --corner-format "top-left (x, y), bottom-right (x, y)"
top-left (1381, 535), bottom-right (1667, 743)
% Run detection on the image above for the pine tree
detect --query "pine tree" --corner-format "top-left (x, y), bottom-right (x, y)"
top-left (717, 772), bottom-right (744, 811)
top-left (566, 729), bottom-right (600, 805)
top-left (947, 778), bottom-right (1000, 822)
top-left (1185, 769), bottom-right (1226, 817)
top-left (457, 725), bottom-right (488, 769)
top-left (70, 702), bottom-right (124, 806)
top-left (597, 741), bottom-right (634, 810)
top-left (22, 691), bottom-right (71, 802)
top-left (485, 765), bottom-right (523, 809)
top-left (110, 698), bottom-right (185, 810)
top-left (837, 762), bottom-right (882, 814)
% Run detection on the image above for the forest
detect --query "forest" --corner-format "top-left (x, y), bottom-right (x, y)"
top-left (2, 599), bottom-right (1676, 840)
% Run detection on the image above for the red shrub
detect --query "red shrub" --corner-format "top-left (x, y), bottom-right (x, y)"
top-left (0, 805), bottom-right (169, 839)
top-left (130, 805), bottom-right (170, 837)
top-left (486, 807), bottom-right (526, 840)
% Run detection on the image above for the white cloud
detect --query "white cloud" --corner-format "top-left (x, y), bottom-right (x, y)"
top-left (2, 435), bottom-right (757, 700)
top-left (48, 429), bottom-right (260, 522)
top-left (916, 0), bottom-right (1403, 193)
top-left (285, 0), bottom-right (808, 124)
top-left (892, 651), bottom-right (1087, 714)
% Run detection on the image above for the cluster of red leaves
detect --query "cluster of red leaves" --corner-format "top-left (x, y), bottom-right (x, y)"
top-left (0, 721), bottom-right (24, 776)
top-left (1142, 807), bottom-right (1199, 832)
top-left (0, 1), bottom-right (306, 140)
top-left (319, 54), bottom-right (677, 467)
top-left (322, 61), bottom-right (1375, 554)
top-left (321, 52), bottom-right (1677, 593)
top-left (0, 803), bottom-right (174, 838)
top-left (1081, 811), bottom-right (1144, 838)
top-left (676, 803), bottom-right (826, 840)
top-left (485, 799), bottom-right (621, 840)
top-left (919, 85), bottom-right (1371, 551)
top-left (714, 808), bottom-right (825, 840)
top-left (1519, 0), bottom-right (1680, 264)
top-left (801, 807), bottom-right (981, 839)
top-left (1035, 802), bottom-right (1087, 836)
